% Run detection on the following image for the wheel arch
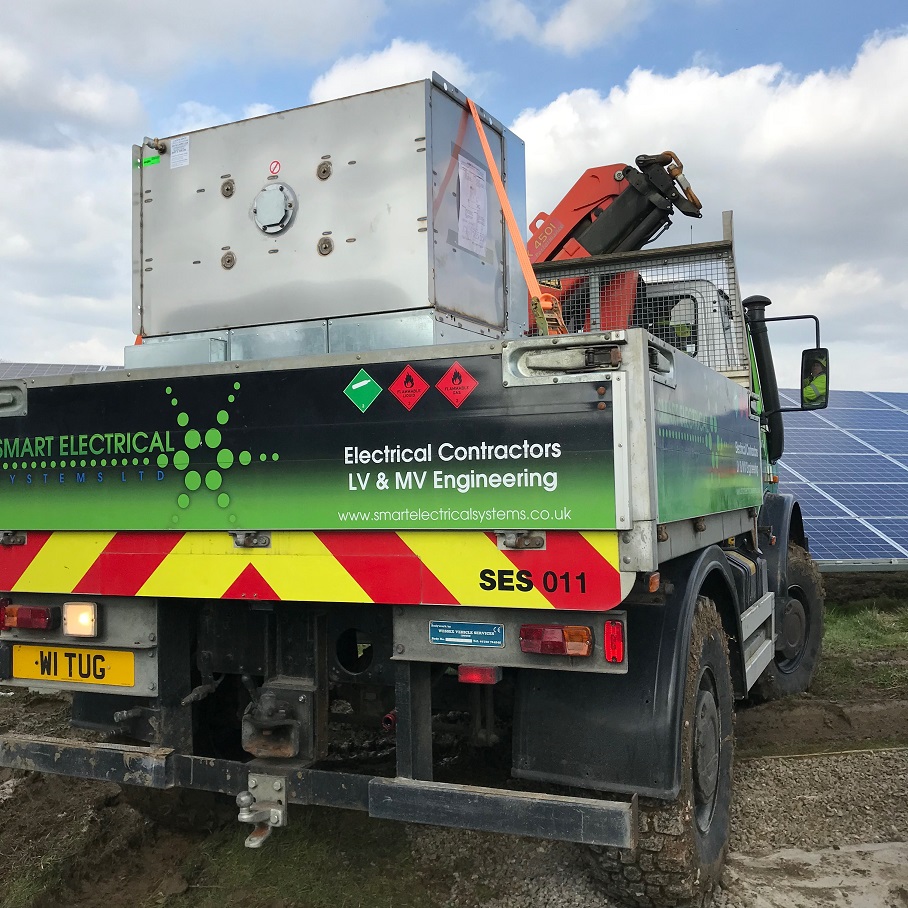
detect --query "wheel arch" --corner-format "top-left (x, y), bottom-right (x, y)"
top-left (759, 491), bottom-right (808, 600)
top-left (695, 562), bottom-right (748, 699)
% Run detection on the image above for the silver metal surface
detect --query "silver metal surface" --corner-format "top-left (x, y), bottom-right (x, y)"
top-left (133, 77), bottom-right (525, 353)
top-left (739, 591), bottom-right (774, 640)
top-left (327, 310), bottom-right (435, 353)
top-left (0, 381), bottom-right (27, 418)
top-left (500, 332), bottom-right (627, 388)
top-left (741, 591), bottom-right (775, 690)
top-left (124, 336), bottom-right (227, 367)
top-left (611, 372), bottom-right (631, 531)
top-left (229, 321), bottom-right (328, 360)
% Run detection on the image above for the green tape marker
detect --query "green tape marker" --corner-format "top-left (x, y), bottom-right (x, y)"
top-left (142, 155), bottom-right (161, 167)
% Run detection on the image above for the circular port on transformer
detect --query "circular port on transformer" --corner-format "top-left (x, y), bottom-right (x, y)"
top-left (252, 182), bottom-right (297, 235)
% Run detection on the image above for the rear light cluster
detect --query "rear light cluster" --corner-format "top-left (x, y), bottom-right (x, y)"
top-left (457, 619), bottom-right (626, 684)
top-left (0, 604), bottom-right (60, 631)
top-left (0, 600), bottom-right (99, 637)
top-left (519, 620), bottom-right (625, 662)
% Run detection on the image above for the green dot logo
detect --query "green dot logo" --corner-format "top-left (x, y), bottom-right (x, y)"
top-left (163, 380), bottom-right (279, 518)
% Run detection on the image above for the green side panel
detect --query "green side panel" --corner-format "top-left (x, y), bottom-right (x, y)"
top-left (0, 354), bottom-right (618, 531)
top-left (654, 352), bottom-right (763, 522)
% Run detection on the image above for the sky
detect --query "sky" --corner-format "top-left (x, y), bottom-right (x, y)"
top-left (0, 0), bottom-right (905, 391)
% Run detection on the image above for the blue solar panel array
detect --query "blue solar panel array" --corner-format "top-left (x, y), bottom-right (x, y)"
top-left (777, 389), bottom-right (908, 563)
top-left (0, 362), bottom-right (119, 379)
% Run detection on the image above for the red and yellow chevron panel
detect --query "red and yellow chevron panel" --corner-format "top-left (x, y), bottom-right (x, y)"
top-left (0, 530), bottom-right (633, 610)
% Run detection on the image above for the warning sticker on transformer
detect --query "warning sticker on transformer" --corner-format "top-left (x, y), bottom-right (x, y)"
top-left (457, 155), bottom-right (487, 256)
top-left (429, 621), bottom-right (504, 647)
top-left (170, 135), bottom-right (190, 169)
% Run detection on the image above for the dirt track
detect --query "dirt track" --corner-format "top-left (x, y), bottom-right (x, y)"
top-left (1, 686), bottom-right (906, 908)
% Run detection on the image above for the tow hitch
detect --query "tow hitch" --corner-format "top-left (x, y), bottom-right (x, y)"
top-left (235, 772), bottom-right (288, 848)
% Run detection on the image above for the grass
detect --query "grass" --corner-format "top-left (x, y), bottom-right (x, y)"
top-left (156, 807), bottom-right (447, 908)
top-left (812, 599), bottom-right (908, 700)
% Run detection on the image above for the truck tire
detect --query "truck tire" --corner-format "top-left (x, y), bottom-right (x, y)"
top-left (750, 543), bottom-right (824, 702)
top-left (588, 597), bottom-right (734, 907)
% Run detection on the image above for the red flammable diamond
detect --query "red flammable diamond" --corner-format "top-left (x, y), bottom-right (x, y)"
top-left (388, 365), bottom-right (429, 411)
top-left (435, 361), bottom-right (478, 408)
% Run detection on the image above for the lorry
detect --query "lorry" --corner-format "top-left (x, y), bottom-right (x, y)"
top-left (0, 75), bottom-right (828, 907)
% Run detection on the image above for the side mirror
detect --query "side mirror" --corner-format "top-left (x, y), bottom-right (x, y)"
top-left (800, 347), bottom-right (829, 410)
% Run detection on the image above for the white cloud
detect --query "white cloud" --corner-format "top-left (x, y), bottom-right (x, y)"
top-left (0, 1), bottom-right (386, 144)
top-left (477, 0), bottom-right (653, 54)
top-left (511, 30), bottom-right (908, 391)
top-left (161, 102), bottom-right (233, 136)
top-left (0, 36), bottom-right (143, 144)
top-left (0, 1), bottom-right (386, 76)
top-left (0, 140), bottom-right (132, 365)
top-left (243, 103), bottom-right (277, 120)
top-left (310, 39), bottom-right (476, 103)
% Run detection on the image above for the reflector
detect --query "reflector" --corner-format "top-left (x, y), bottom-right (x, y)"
top-left (604, 619), bottom-right (625, 663)
top-left (457, 665), bottom-right (502, 684)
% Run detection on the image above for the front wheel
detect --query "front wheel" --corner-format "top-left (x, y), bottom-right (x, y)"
top-left (588, 597), bottom-right (734, 907)
top-left (751, 543), bottom-right (824, 702)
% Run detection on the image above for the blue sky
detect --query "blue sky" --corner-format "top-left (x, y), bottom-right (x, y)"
top-left (0, 1), bottom-right (905, 390)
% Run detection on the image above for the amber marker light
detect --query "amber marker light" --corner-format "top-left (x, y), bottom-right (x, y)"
top-left (63, 602), bottom-right (99, 638)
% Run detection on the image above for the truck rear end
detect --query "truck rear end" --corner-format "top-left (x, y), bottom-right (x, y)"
top-left (0, 75), bottom-right (824, 908)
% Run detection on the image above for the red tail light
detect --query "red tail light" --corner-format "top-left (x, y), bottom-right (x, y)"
top-left (519, 624), bottom-right (593, 657)
top-left (0, 604), bottom-right (60, 631)
top-left (604, 619), bottom-right (625, 663)
top-left (457, 665), bottom-right (502, 685)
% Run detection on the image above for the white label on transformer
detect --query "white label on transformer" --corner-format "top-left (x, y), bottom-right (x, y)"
top-left (457, 155), bottom-right (487, 256)
top-left (170, 135), bottom-right (190, 169)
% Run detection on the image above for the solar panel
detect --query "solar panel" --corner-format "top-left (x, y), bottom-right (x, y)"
top-left (781, 454), bottom-right (908, 483)
top-left (778, 482), bottom-right (852, 519)
top-left (870, 518), bottom-right (908, 550)
top-left (783, 428), bottom-right (870, 455)
top-left (778, 388), bottom-right (908, 564)
top-left (803, 519), bottom-right (907, 560)
top-left (856, 432), bottom-right (908, 455)
top-left (0, 362), bottom-right (120, 379)
top-left (811, 409), bottom-right (908, 431)
top-left (872, 392), bottom-right (908, 410)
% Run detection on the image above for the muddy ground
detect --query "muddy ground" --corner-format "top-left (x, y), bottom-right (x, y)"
top-left (0, 570), bottom-right (905, 908)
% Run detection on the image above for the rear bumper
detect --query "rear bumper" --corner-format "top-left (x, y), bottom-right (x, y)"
top-left (0, 733), bottom-right (637, 848)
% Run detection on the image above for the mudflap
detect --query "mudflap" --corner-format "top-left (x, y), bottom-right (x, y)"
top-left (512, 545), bottom-right (739, 799)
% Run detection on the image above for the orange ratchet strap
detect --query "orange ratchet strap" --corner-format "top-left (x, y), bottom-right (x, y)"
top-left (466, 98), bottom-right (567, 336)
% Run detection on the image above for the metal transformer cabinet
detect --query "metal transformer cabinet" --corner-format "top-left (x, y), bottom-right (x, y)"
top-left (129, 75), bottom-right (528, 368)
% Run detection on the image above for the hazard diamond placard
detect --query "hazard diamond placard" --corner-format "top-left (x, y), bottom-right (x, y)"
top-left (389, 365), bottom-right (429, 411)
top-left (435, 361), bottom-right (478, 408)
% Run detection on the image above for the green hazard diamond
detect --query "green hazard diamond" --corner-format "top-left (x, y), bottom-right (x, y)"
top-left (344, 369), bottom-right (382, 412)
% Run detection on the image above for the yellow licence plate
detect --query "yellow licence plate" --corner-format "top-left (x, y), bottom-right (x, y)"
top-left (12, 645), bottom-right (135, 687)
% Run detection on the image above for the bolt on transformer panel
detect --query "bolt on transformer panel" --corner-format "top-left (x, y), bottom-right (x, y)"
top-left (132, 77), bottom-right (528, 348)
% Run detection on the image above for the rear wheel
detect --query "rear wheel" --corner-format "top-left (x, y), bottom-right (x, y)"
top-left (751, 543), bottom-right (824, 702)
top-left (588, 597), bottom-right (734, 907)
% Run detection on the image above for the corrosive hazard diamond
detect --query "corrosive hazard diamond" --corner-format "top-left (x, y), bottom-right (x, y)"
top-left (389, 365), bottom-right (429, 411)
top-left (435, 361), bottom-right (478, 408)
top-left (344, 369), bottom-right (382, 412)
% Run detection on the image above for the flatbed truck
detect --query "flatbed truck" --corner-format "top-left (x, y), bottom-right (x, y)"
top-left (0, 75), bottom-right (828, 907)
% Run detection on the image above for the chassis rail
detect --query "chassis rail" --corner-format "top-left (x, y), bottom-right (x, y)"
top-left (0, 733), bottom-right (637, 848)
